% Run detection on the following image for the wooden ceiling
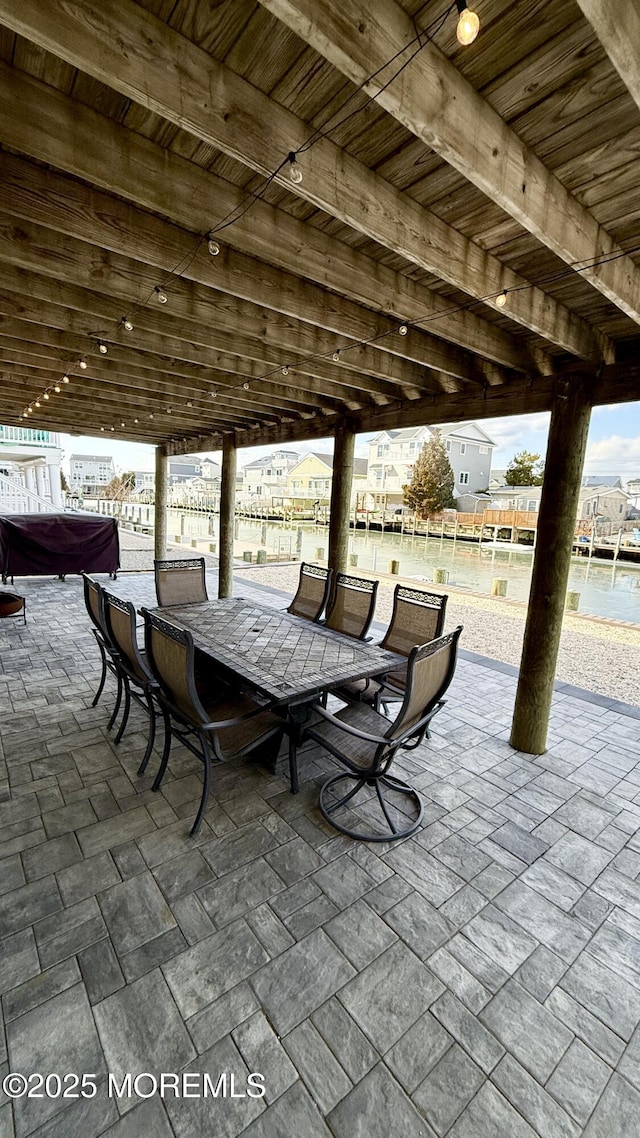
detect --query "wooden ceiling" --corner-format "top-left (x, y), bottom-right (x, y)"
top-left (0, 0), bottom-right (638, 454)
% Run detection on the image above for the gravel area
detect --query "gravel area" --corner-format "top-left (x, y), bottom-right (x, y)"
top-left (118, 529), bottom-right (219, 572)
top-left (235, 561), bottom-right (640, 709)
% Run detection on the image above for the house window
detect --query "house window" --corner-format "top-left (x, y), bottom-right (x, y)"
top-left (459, 472), bottom-right (469, 485)
top-left (445, 440), bottom-right (451, 453)
top-left (460, 443), bottom-right (466, 455)
top-left (479, 446), bottom-right (488, 454)
top-left (377, 445), bottom-right (384, 457)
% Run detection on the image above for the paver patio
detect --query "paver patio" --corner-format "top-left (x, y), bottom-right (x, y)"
top-left (1, 570), bottom-right (640, 1137)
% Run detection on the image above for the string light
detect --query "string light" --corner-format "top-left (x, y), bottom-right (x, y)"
top-left (121, 421), bottom-right (125, 427)
top-left (98, 341), bottom-right (108, 355)
top-left (186, 400), bottom-right (193, 408)
top-left (287, 152), bottom-right (303, 184)
top-left (210, 390), bottom-right (218, 399)
top-left (100, 426), bottom-right (105, 431)
top-left (27, 407), bottom-right (33, 414)
top-left (79, 360), bottom-right (88, 370)
top-left (166, 406), bottom-right (172, 414)
top-left (62, 375), bottom-right (70, 384)
top-left (35, 400), bottom-right (41, 408)
top-left (121, 317), bottom-right (134, 331)
top-left (149, 412), bottom-right (154, 419)
top-left (154, 286), bottom-right (168, 304)
top-left (332, 350), bottom-right (340, 362)
top-left (207, 233), bottom-right (221, 256)
top-left (110, 426), bottom-right (115, 431)
top-left (43, 392), bottom-right (50, 400)
top-left (495, 290), bottom-right (508, 308)
top-left (455, 0), bottom-right (480, 45)
top-left (398, 324), bottom-right (408, 336)
top-left (134, 417), bottom-right (139, 423)
top-left (54, 383), bottom-right (61, 393)
top-left (242, 382), bottom-right (250, 390)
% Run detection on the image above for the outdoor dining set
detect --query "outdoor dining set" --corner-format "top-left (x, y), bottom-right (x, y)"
top-left (83, 559), bottom-right (462, 844)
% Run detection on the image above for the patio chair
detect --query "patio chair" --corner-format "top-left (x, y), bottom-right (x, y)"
top-left (141, 608), bottom-right (286, 835)
top-left (324, 572), bottom-right (378, 640)
top-left (81, 572), bottom-right (123, 729)
top-left (336, 584), bottom-right (448, 708)
top-left (304, 626), bottom-right (462, 842)
top-left (287, 562), bottom-right (333, 622)
top-left (102, 591), bottom-right (159, 769)
top-left (154, 557), bottom-right (208, 606)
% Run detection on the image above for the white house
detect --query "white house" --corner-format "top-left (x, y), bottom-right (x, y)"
top-left (0, 425), bottom-right (63, 510)
top-left (241, 450), bottom-right (300, 501)
top-left (69, 453), bottom-right (115, 495)
top-left (367, 422), bottom-right (497, 507)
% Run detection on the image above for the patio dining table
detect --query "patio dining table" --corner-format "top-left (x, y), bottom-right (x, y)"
top-left (151, 596), bottom-right (403, 789)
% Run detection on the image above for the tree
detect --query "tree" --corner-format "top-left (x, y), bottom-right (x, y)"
top-left (59, 469), bottom-right (70, 493)
top-left (402, 430), bottom-right (456, 518)
top-left (103, 475), bottom-right (134, 501)
top-left (505, 450), bottom-right (545, 485)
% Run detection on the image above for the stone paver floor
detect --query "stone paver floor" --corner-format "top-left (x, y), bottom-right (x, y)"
top-left (1, 570), bottom-right (640, 1137)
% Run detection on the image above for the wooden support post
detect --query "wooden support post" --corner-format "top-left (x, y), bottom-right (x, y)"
top-left (219, 435), bottom-right (237, 599)
top-left (511, 377), bottom-right (593, 754)
top-left (328, 422), bottom-right (356, 584)
top-left (154, 445), bottom-right (167, 561)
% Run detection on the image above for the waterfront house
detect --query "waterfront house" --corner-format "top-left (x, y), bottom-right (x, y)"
top-left (286, 452), bottom-right (368, 509)
top-left (241, 449), bottom-right (300, 503)
top-left (367, 423), bottom-right (497, 508)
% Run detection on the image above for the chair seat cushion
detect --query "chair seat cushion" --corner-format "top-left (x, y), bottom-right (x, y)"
top-left (201, 692), bottom-right (283, 755)
top-left (335, 676), bottom-right (383, 703)
top-left (307, 702), bottom-right (388, 769)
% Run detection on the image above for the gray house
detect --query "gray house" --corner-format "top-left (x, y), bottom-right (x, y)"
top-left (367, 422), bottom-right (497, 507)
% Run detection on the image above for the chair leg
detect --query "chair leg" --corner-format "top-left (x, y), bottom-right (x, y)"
top-left (107, 669), bottom-right (123, 730)
top-left (150, 707), bottom-right (172, 788)
top-left (139, 691), bottom-right (157, 773)
top-left (92, 640), bottom-right (108, 707)
top-left (288, 727), bottom-right (299, 795)
top-left (113, 677), bottom-right (131, 744)
top-left (319, 771), bottom-right (423, 842)
top-left (191, 734), bottom-right (214, 836)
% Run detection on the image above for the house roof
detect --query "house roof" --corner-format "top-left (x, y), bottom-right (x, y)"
top-left (69, 454), bottom-right (114, 463)
top-left (370, 422), bottom-right (498, 447)
top-left (289, 453), bottom-right (368, 476)
top-left (582, 475), bottom-right (622, 488)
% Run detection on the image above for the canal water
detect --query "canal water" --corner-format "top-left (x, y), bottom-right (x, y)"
top-left (125, 507), bottom-right (640, 624)
top-left (221, 517), bottom-right (640, 625)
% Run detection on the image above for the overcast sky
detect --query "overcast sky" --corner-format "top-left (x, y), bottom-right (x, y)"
top-left (59, 402), bottom-right (640, 481)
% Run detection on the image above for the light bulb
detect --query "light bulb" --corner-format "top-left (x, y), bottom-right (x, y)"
top-left (100, 426), bottom-right (105, 431)
top-left (62, 374), bottom-right (70, 383)
top-left (98, 341), bottom-right (108, 355)
top-left (121, 421), bottom-right (125, 427)
top-left (288, 151), bottom-right (303, 184)
top-left (79, 360), bottom-right (88, 370)
top-left (27, 407), bottom-right (33, 414)
top-left (207, 234), bottom-right (220, 256)
top-left (210, 390), bottom-right (218, 399)
top-left (122, 317), bottom-right (134, 331)
top-left (35, 400), bottom-right (41, 408)
top-left (149, 413), bottom-right (154, 419)
top-left (134, 418), bottom-right (139, 423)
top-left (332, 351), bottom-right (340, 362)
top-left (22, 412), bottom-right (27, 418)
top-left (243, 381), bottom-right (250, 390)
top-left (110, 426), bottom-right (115, 431)
top-left (456, 1), bottom-right (480, 45)
top-left (44, 392), bottom-right (50, 400)
top-left (399, 324), bottom-right (408, 336)
top-left (495, 290), bottom-right (508, 308)
top-left (186, 401), bottom-right (193, 408)
top-left (167, 406), bottom-right (172, 414)
top-left (54, 384), bottom-right (61, 393)
top-left (282, 366), bottom-right (289, 376)
top-left (155, 286), bottom-right (168, 304)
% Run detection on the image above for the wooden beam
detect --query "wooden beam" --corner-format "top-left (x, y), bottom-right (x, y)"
top-left (0, 215), bottom-right (425, 402)
top-left (154, 447), bottom-right (167, 561)
top-left (0, 60), bottom-right (531, 375)
top-left (219, 437), bottom-right (237, 599)
top-left (0, 154), bottom-right (452, 393)
top-left (510, 377), bottom-right (593, 753)
top-left (574, 0), bottom-right (640, 115)
top-left (0, 0), bottom-right (601, 361)
top-left (328, 423), bottom-right (356, 583)
top-left (0, 266), bottom-right (402, 406)
top-left (261, 0), bottom-right (640, 327)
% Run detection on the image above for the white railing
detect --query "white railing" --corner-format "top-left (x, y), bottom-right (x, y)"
top-left (0, 473), bottom-right (57, 513)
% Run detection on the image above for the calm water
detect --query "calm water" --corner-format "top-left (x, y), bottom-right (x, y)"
top-left (227, 518), bottom-right (640, 624)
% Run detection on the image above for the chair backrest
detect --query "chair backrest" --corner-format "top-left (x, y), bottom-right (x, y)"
top-left (325, 573), bottom-right (378, 640)
top-left (81, 572), bottom-right (117, 653)
top-left (154, 558), bottom-right (208, 607)
top-left (287, 562), bottom-right (333, 622)
top-left (103, 591), bottom-right (151, 684)
top-left (380, 585), bottom-right (448, 656)
top-left (141, 608), bottom-right (207, 724)
top-left (387, 626), bottom-right (462, 741)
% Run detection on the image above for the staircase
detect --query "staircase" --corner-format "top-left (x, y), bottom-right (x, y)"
top-left (0, 472), bottom-right (58, 514)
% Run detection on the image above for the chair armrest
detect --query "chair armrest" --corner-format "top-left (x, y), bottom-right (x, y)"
top-left (393, 700), bottom-right (446, 745)
top-left (310, 702), bottom-right (388, 744)
top-left (201, 701), bottom-right (277, 732)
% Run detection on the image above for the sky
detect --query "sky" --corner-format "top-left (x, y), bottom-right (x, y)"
top-left (59, 402), bottom-right (640, 482)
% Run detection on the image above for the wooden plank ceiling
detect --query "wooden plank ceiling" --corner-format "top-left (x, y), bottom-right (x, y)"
top-left (0, 0), bottom-right (638, 455)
